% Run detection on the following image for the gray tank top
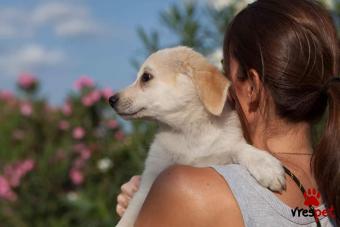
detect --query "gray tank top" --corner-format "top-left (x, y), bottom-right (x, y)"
top-left (209, 164), bottom-right (336, 227)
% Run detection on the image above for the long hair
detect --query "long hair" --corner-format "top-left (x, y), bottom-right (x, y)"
top-left (223, 0), bottom-right (340, 224)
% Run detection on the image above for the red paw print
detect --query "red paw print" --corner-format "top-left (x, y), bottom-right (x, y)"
top-left (304, 188), bottom-right (321, 207)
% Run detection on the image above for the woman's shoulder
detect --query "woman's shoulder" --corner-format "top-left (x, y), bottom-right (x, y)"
top-left (135, 164), bottom-right (244, 227)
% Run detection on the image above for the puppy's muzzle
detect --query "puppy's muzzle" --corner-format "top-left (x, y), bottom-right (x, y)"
top-left (109, 94), bottom-right (119, 109)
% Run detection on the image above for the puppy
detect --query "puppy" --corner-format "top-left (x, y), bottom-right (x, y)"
top-left (110, 46), bottom-right (285, 227)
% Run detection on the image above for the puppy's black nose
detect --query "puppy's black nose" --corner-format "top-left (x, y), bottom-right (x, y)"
top-left (109, 94), bottom-right (119, 108)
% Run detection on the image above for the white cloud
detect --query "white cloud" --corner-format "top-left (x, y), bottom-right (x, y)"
top-left (31, 2), bottom-right (103, 37)
top-left (0, 44), bottom-right (65, 76)
top-left (0, 8), bottom-right (33, 38)
top-left (55, 19), bottom-right (101, 37)
top-left (0, 2), bottom-right (105, 39)
top-left (207, 48), bottom-right (223, 71)
top-left (32, 2), bottom-right (87, 25)
top-left (207, 0), bottom-right (255, 11)
top-left (208, 0), bottom-right (234, 10)
top-left (208, 0), bottom-right (336, 14)
top-left (0, 2), bottom-right (109, 77)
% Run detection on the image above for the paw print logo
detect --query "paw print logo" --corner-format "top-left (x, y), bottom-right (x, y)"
top-left (304, 188), bottom-right (321, 207)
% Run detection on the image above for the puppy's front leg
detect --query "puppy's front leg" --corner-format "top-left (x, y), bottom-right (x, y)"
top-left (116, 170), bottom-right (158, 227)
top-left (116, 151), bottom-right (173, 227)
top-left (232, 142), bottom-right (286, 192)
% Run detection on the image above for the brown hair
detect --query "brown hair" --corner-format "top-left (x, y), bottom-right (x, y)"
top-left (223, 0), bottom-right (340, 224)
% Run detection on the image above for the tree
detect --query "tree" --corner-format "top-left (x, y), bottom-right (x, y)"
top-left (132, 0), bottom-right (340, 146)
top-left (133, 0), bottom-right (339, 69)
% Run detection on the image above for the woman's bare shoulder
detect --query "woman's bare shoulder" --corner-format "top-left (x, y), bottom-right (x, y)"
top-left (135, 164), bottom-right (244, 227)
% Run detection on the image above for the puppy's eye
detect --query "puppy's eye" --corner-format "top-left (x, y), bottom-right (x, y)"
top-left (141, 73), bottom-right (153, 83)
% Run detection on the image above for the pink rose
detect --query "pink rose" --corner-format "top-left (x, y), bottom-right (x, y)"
top-left (81, 95), bottom-right (93, 107)
top-left (107, 119), bottom-right (118, 129)
top-left (90, 90), bottom-right (101, 101)
top-left (81, 90), bottom-right (101, 107)
top-left (20, 102), bottom-right (33, 117)
top-left (0, 90), bottom-right (14, 102)
top-left (4, 159), bottom-right (35, 188)
top-left (4, 164), bottom-right (18, 187)
top-left (62, 102), bottom-right (72, 116)
top-left (58, 120), bottom-right (70, 130)
top-left (73, 144), bottom-right (92, 161)
top-left (0, 176), bottom-right (17, 202)
top-left (69, 168), bottom-right (84, 185)
top-left (74, 76), bottom-right (94, 90)
top-left (101, 88), bottom-right (114, 100)
top-left (80, 148), bottom-right (92, 160)
top-left (17, 73), bottom-right (38, 90)
top-left (73, 127), bottom-right (86, 140)
top-left (20, 159), bottom-right (35, 173)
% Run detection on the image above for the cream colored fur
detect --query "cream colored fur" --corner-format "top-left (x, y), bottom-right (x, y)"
top-left (112, 46), bottom-right (285, 227)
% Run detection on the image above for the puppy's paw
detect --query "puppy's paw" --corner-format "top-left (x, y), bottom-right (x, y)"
top-left (246, 153), bottom-right (286, 192)
top-left (235, 147), bottom-right (286, 192)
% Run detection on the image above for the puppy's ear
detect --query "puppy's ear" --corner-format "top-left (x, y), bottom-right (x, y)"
top-left (193, 66), bottom-right (229, 116)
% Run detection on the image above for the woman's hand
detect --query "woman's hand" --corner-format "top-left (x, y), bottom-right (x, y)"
top-left (116, 175), bottom-right (141, 217)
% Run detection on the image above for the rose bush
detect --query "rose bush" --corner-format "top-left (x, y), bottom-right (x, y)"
top-left (0, 74), bottom-right (156, 227)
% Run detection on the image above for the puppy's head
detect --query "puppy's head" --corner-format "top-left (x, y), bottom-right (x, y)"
top-left (110, 46), bottom-right (229, 124)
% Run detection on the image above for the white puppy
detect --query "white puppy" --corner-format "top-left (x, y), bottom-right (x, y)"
top-left (109, 46), bottom-right (285, 227)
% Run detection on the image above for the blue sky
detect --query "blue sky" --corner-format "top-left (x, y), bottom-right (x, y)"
top-left (0, 0), bottom-right (196, 104)
top-left (0, 0), bottom-right (337, 105)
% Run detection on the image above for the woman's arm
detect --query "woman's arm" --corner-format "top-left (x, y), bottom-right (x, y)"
top-left (135, 165), bottom-right (244, 227)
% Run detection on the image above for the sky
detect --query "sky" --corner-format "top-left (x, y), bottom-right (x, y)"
top-left (0, 0), bottom-right (197, 104)
top-left (1, 0), bottom-right (336, 105)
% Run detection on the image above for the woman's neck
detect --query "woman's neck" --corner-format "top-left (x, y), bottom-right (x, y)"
top-left (251, 119), bottom-right (314, 155)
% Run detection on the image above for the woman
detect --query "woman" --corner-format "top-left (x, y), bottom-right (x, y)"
top-left (116, 0), bottom-right (340, 226)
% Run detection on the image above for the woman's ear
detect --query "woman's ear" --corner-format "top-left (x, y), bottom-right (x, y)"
top-left (247, 69), bottom-right (262, 111)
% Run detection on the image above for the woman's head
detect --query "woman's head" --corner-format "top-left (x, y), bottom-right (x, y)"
top-left (223, 0), bottom-right (339, 223)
